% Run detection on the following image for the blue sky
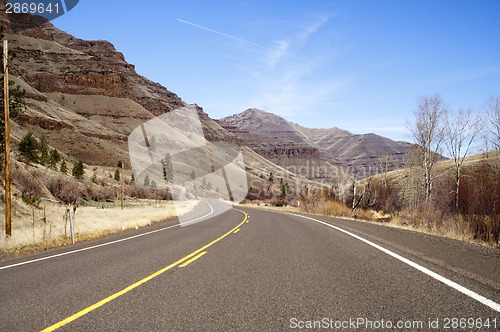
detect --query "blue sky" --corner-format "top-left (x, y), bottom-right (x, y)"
top-left (52, 0), bottom-right (500, 142)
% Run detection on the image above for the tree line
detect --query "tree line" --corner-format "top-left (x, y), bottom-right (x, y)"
top-left (359, 94), bottom-right (500, 244)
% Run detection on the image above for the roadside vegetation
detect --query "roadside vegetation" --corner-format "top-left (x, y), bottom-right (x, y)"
top-left (0, 130), bottom-right (194, 254)
top-left (244, 95), bottom-right (500, 248)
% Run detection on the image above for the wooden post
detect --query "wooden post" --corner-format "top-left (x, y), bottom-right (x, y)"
top-left (32, 207), bottom-right (35, 240)
top-left (121, 162), bottom-right (124, 210)
top-left (68, 203), bottom-right (75, 245)
top-left (3, 40), bottom-right (11, 237)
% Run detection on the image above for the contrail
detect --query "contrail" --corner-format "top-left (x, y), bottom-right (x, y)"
top-left (177, 19), bottom-right (274, 52)
top-left (177, 18), bottom-right (335, 71)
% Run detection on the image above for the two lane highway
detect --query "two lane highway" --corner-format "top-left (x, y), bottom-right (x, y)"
top-left (1, 202), bottom-right (499, 331)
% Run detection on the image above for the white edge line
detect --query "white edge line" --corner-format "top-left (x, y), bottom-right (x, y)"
top-left (0, 201), bottom-right (216, 271)
top-left (283, 212), bottom-right (500, 314)
top-left (179, 200), bottom-right (215, 227)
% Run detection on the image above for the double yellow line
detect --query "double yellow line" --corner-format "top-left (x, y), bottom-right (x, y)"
top-left (41, 208), bottom-right (249, 332)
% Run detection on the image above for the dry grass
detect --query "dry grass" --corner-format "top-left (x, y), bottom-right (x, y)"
top-left (242, 200), bottom-right (499, 249)
top-left (239, 202), bottom-right (298, 213)
top-left (0, 199), bottom-right (197, 253)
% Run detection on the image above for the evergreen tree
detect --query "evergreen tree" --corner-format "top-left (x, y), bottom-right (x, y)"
top-left (114, 169), bottom-right (120, 181)
top-left (60, 160), bottom-right (68, 174)
top-left (39, 134), bottom-right (49, 165)
top-left (268, 172), bottom-right (274, 183)
top-left (131, 172), bottom-right (135, 183)
top-left (143, 174), bottom-right (150, 187)
top-left (72, 160), bottom-right (85, 179)
top-left (281, 181), bottom-right (289, 197)
top-left (279, 178), bottom-right (288, 197)
top-left (91, 172), bottom-right (98, 184)
top-left (18, 132), bottom-right (39, 164)
top-left (163, 153), bottom-right (174, 183)
top-left (117, 160), bottom-right (123, 168)
top-left (190, 170), bottom-right (196, 180)
top-left (149, 136), bottom-right (156, 152)
top-left (150, 180), bottom-right (157, 189)
top-left (49, 148), bottom-right (61, 168)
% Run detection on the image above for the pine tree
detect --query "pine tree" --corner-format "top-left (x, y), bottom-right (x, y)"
top-left (143, 174), bottom-right (150, 187)
top-left (163, 153), bottom-right (173, 183)
top-left (72, 161), bottom-right (85, 179)
top-left (149, 136), bottom-right (156, 152)
top-left (190, 170), bottom-right (196, 180)
top-left (114, 169), bottom-right (120, 181)
top-left (280, 178), bottom-right (287, 197)
top-left (91, 172), bottom-right (97, 184)
top-left (268, 172), bottom-right (274, 183)
top-left (18, 132), bottom-right (39, 164)
top-left (60, 160), bottom-right (68, 174)
top-left (49, 148), bottom-right (61, 168)
top-left (39, 134), bottom-right (49, 165)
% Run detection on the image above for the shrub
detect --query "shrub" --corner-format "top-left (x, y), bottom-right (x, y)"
top-left (126, 184), bottom-right (151, 199)
top-left (12, 167), bottom-right (44, 206)
top-left (18, 132), bottom-right (39, 164)
top-left (72, 161), bottom-right (85, 179)
top-left (60, 160), bottom-right (68, 174)
top-left (46, 177), bottom-right (82, 204)
top-left (84, 185), bottom-right (116, 202)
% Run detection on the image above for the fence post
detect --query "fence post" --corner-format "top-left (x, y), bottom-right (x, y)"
top-left (68, 203), bottom-right (75, 244)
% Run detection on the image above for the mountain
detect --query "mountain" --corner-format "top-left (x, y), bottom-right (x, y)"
top-left (0, 7), bottom-right (324, 199)
top-left (221, 108), bottom-right (412, 178)
top-left (219, 109), bottom-right (341, 182)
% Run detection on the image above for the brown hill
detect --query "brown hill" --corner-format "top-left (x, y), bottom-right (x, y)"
top-left (221, 108), bottom-right (411, 178)
top-left (220, 109), bottom-right (340, 182)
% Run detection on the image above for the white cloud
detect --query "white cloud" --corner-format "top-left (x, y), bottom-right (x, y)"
top-left (244, 16), bottom-right (351, 118)
top-left (266, 40), bottom-right (290, 68)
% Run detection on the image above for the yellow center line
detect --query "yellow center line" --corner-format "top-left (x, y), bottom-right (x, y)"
top-left (179, 251), bottom-right (207, 267)
top-left (233, 229), bottom-right (240, 233)
top-left (41, 208), bottom-right (249, 332)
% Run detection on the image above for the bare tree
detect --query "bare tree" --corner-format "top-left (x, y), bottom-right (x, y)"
top-left (376, 153), bottom-right (393, 187)
top-left (408, 95), bottom-right (446, 202)
top-left (444, 108), bottom-right (481, 209)
top-left (486, 96), bottom-right (500, 149)
top-left (402, 145), bottom-right (425, 209)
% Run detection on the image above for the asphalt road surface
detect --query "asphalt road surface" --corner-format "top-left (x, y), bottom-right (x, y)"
top-left (1, 200), bottom-right (499, 331)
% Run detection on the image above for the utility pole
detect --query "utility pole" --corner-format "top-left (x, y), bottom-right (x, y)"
top-left (3, 40), bottom-right (11, 237)
top-left (121, 162), bottom-right (124, 210)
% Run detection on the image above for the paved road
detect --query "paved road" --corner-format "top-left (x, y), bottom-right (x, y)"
top-left (1, 201), bottom-right (499, 331)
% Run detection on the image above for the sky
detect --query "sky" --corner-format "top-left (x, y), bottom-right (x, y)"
top-left (51, 0), bottom-right (500, 142)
